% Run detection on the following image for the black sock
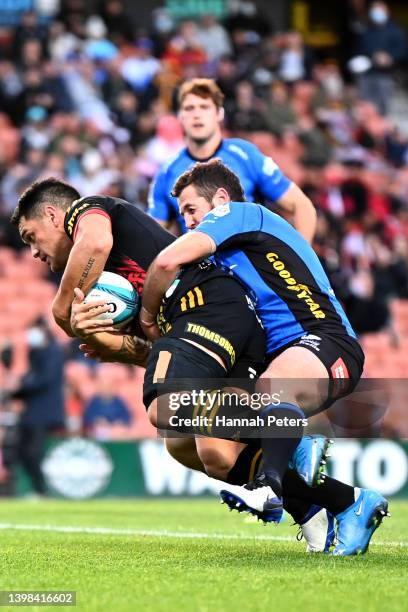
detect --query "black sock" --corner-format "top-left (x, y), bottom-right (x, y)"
top-left (283, 497), bottom-right (312, 524)
top-left (283, 469), bottom-right (355, 516)
top-left (259, 403), bottom-right (305, 497)
top-left (226, 445), bottom-right (262, 485)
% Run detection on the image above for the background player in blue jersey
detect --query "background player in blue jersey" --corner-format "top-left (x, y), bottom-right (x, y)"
top-left (140, 159), bottom-right (388, 556)
top-left (148, 78), bottom-right (316, 242)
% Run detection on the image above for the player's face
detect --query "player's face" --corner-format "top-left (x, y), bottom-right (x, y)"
top-left (178, 185), bottom-right (213, 230)
top-left (19, 212), bottom-right (72, 272)
top-left (179, 94), bottom-right (223, 144)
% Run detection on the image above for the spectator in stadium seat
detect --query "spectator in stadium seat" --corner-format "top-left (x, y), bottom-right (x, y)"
top-left (11, 11), bottom-right (49, 66)
top-left (83, 365), bottom-right (132, 439)
top-left (9, 317), bottom-right (64, 496)
top-left (354, 1), bottom-right (407, 115)
top-left (228, 80), bottom-right (267, 133)
top-left (262, 81), bottom-right (297, 138)
top-left (196, 14), bottom-right (232, 62)
top-left (278, 31), bottom-right (315, 84)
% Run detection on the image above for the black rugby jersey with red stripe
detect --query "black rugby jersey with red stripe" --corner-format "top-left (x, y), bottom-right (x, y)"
top-left (64, 196), bottom-right (174, 295)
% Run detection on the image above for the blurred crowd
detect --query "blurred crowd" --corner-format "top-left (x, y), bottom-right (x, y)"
top-left (1, 0), bottom-right (408, 460)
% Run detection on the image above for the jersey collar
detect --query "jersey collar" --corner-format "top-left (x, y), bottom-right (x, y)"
top-left (187, 139), bottom-right (223, 162)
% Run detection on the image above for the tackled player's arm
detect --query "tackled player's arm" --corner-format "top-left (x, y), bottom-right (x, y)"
top-left (80, 332), bottom-right (152, 366)
top-left (52, 214), bottom-right (113, 336)
top-left (275, 183), bottom-right (317, 244)
top-left (140, 232), bottom-right (216, 340)
top-left (70, 288), bottom-right (151, 365)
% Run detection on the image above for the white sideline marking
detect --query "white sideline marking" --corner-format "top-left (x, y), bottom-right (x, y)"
top-left (0, 523), bottom-right (406, 548)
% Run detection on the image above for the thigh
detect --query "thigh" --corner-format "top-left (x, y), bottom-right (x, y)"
top-left (260, 333), bottom-right (364, 414)
top-left (259, 346), bottom-right (329, 413)
top-left (143, 336), bottom-right (227, 414)
top-left (164, 437), bottom-right (205, 473)
top-left (195, 437), bottom-right (246, 469)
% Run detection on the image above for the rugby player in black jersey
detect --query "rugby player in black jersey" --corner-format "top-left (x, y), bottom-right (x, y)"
top-left (11, 177), bottom-right (363, 553)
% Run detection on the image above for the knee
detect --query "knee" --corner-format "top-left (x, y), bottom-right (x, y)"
top-left (257, 373), bottom-right (323, 413)
top-left (147, 402), bottom-right (158, 428)
top-left (165, 438), bottom-right (185, 463)
top-left (198, 447), bottom-right (233, 481)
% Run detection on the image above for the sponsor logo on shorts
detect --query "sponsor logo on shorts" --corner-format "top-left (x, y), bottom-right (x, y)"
top-left (331, 357), bottom-right (349, 379)
top-left (298, 334), bottom-right (322, 351)
top-left (184, 322), bottom-right (236, 365)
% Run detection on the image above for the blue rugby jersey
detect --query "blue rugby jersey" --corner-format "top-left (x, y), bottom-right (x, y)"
top-left (148, 138), bottom-right (291, 233)
top-left (193, 201), bottom-right (356, 355)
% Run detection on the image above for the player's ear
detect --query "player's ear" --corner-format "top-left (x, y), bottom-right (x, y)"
top-left (44, 205), bottom-right (61, 227)
top-left (218, 107), bottom-right (225, 121)
top-left (212, 187), bottom-right (230, 205)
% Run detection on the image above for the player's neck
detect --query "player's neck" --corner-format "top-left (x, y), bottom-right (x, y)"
top-left (187, 132), bottom-right (222, 161)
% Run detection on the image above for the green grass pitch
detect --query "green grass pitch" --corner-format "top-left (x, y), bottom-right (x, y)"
top-left (0, 498), bottom-right (407, 611)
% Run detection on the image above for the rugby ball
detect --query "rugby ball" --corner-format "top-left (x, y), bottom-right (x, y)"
top-left (85, 271), bottom-right (139, 329)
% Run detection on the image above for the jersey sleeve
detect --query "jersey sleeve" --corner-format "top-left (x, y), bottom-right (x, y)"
top-left (147, 170), bottom-right (172, 222)
top-left (247, 142), bottom-right (292, 202)
top-left (193, 202), bottom-right (263, 249)
top-left (64, 196), bottom-right (112, 242)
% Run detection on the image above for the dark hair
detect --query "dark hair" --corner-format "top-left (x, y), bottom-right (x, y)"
top-left (172, 158), bottom-right (245, 202)
top-left (10, 178), bottom-right (80, 226)
top-left (178, 78), bottom-right (225, 109)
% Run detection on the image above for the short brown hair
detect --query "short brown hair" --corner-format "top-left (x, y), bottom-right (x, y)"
top-left (172, 159), bottom-right (245, 202)
top-left (178, 78), bottom-right (225, 109)
top-left (10, 178), bottom-right (80, 226)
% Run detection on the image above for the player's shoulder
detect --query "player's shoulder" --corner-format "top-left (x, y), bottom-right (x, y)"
top-left (223, 138), bottom-right (283, 176)
top-left (64, 195), bottom-right (113, 238)
top-left (204, 201), bottom-right (261, 226)
top-left (66, 194), bottom-right (109, 214)
top-left (159, 147), bottom-right (191, 177)
top-left (222, 138), bottom-right (258, 160)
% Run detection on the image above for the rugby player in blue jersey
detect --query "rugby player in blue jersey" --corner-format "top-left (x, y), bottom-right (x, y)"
top-left (148, 78), bottom-right (316, 242)
top-left (140, 159), bottom-right (389, 556)
top-left (13, 177), bottom-right (342, 552)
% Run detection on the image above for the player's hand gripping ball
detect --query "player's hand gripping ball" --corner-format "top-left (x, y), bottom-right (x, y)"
top-left (85, 271), bottom-right (139, 329)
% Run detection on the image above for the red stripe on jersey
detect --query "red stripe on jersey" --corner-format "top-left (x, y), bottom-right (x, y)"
top-left (115, 256), bottom-right (146, 295)
top-left (73, 209), bottom-right (112, 242)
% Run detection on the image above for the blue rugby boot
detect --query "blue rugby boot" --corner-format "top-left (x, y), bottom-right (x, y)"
top-left (290, 435), bottom-right (333, 487)
top-left (220, 472), bottom-right (283, 524)
top-left (297, 505), bottom-right (336, 552)
top-left (332, 488), bottom-right (390, 556)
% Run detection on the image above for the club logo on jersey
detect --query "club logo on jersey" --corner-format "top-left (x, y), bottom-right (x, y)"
top-left (266, 252), bottom-right (326, 319)
top-left (212, 204), bottom-right (230, 218)
top-left (262, 157), bottom-right (279, 176)
top-left (228, 144), bottom-right (249, 160)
